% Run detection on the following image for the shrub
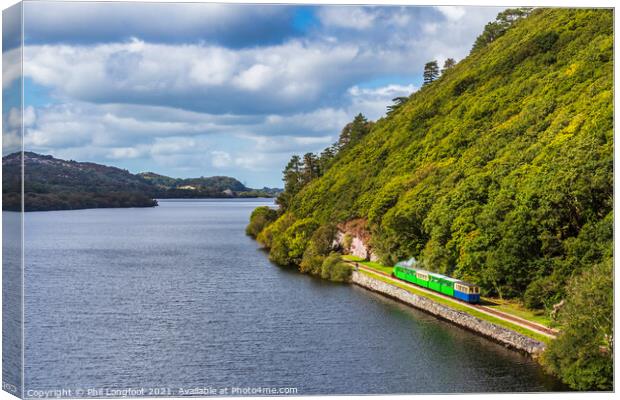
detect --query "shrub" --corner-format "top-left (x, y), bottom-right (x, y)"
top-left (257, 212), bottom-right (295, 248)
top-left (523, 275), bottom-right (561, 309)
top-left (342, 234), bottom-right (353, 253)
top-left (320, 253), bottom-right (352, 282)
top-left (246, 206), bottom-right (278, 238)
top-left (300, 224), bottom-right (338, 275)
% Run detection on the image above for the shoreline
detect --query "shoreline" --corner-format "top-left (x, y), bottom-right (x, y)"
top-left (350, 269), bottom-right (546, 357)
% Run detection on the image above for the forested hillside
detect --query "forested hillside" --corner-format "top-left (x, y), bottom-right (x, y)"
top-left (2, 152), bottom-right (281, 211)
top-left (138, 172), bottom-right (281, 198)
top-left (248, 8), bottom-right (613, 389)
top-left (2, 152), bottom-right (158, 211)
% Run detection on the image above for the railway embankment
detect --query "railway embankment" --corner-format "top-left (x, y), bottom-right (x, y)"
top-left (351, 270), bottom-right (546, 356)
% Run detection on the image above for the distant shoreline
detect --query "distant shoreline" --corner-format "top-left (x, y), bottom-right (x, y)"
top-left (2, 197), bottom-right (275, 213)
top-left (3, 196), bottom-right (276, 212)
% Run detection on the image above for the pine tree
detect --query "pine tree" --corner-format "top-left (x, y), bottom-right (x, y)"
top-left (441, 58), bottom-right (456, 74)
top-left (471, 8), bottom-right (532, 52)
top-left (337, 113), bottom-right (372, 150)
top-left (423, 61), bottom-right (439, 85)
top-left (387, 97), bottom-right (409, 115)
top-left (318, 146), bottom-right (336, 175)
top-left (301, 152), bottom-right (320, 184)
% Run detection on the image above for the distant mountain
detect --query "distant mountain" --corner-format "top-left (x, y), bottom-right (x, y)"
top-left (2, 152), bottom-right (282, 211)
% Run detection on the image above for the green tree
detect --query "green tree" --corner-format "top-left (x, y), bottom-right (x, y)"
top-left (338, 113), bottom-right (372, 149)
top-left (441, 58), bottom-right (456, 74)
top-left (387, 96), bottom-right (409, 115)
top-left (246, 206), bottom-right (278, 238)
top-left (318, 146), bottom-right (337, 175)
top-left (300, 224), bottom-right (338, 275)
top-left (471, 8), bottom-right (532, 52)
top-left (423, 60), bottom-right (439, 85)
top-left (276, 155), bottom-right (303, 210)
top-left (320, 252), bottom-right (352, 282)
top-left (247, 8), bottom-right (613, 315)
top-left (301, 152), bottom-right (320, 185)
top-left (541, 259), bottom-right (613, 390)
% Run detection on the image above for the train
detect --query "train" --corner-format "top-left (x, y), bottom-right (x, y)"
top-left (392, 258), bottom-right (481, 304)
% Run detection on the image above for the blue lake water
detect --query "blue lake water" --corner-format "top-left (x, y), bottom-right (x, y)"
top-left (12, 199), bottom-right (564, 395)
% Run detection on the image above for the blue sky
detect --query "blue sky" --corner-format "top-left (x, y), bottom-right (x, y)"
top-left (3, 1), bottom-right (503, 188)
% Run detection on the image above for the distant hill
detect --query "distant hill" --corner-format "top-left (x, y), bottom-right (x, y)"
top-left (2, 152), bottom-right (281, 211)
top-left (2, 152), bottom-right (158, 211)
top-left (138, 172), bottom-right (281, 199)
top-left (139, 172), bottom-right (250, 198)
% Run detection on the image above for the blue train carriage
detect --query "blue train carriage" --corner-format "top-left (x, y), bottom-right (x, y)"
top-left (453, 281), bottom-right (481, 304)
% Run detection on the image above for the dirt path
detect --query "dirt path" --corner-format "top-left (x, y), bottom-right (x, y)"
top-left (347, 262), bottom-right (558, 339)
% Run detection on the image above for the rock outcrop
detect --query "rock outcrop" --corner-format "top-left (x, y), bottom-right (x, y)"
top-left (335, 219), bottom-right (378, 261)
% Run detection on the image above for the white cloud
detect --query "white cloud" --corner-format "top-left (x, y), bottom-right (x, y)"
top-left (108, 147), bottom-right (143, 159)
top-left (150, 137), bottom-right (199, 156)
top-left (234, 153), bottom-right (268, 170)
top-left (262, 107), bottom-right (350, 135)
top-left (2, 48), bottom-right (21, 89)
top-left (8, 106), bottom-right (36, 129)
top-left (22, 40), bottom-right (368, 114)
top-left (23, 2), bottom-right (297, 49)
top-left (2, 130), bottom-right (22, 155)
top-left (20, 5), bottom-right (503, 118)
top-left (423, 23), bottom-right (439, 34)
top-left (233, 64), bottom-right (273, 91)
top-left (318, 7), bottom-right (376, 30)
top-left (348, 83), bottom-right (418, 120)
top-left (211, 150), bottom-right (232, 168)
top-left (435, 6), bottom-right (467, 21)
top-left (189, 48), bottom-right (237, 86)
top-left (21, 79), bottom-right (418, 179)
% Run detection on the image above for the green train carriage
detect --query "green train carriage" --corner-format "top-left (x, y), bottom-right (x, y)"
top-left (392, 259), bottom-right (480, 304)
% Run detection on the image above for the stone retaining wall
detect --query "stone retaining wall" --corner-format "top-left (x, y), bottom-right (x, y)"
top-left (351, 270), bottom-right (546, 356)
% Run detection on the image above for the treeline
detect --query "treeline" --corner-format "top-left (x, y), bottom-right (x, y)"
top-left (3, 192), bottom-right (158, 212)
top-left (154, 187), bottom-right (277, 199)
top-left (276, 113), bottom-right (374, 211)
top-left (247, 113), bottom-right (375, 282)
top-left (247, 8), bottom-right (613, 389)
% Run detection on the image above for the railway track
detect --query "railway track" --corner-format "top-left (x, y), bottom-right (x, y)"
top-left (347, 261), bottom-right (558, 339)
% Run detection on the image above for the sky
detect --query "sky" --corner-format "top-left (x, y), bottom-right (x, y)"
top-left (2, 1), bottom-right (504, 188)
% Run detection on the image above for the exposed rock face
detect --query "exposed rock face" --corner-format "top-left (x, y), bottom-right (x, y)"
top-left (351, 271), bottom-right (546, 356)
top-left (335, 218), bottom-right (378, 261)
top-left (335, 231), bottom-right (374, 260)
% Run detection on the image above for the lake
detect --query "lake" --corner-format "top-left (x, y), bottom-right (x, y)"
top-left (14, 199), bottom-right (564, 395)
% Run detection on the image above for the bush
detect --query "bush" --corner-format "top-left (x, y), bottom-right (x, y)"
top-left (342, 234), bottom-right (353, 253)
top-left (523, 276), bottom-right (558, 309)
top-left (264, 216), bottom-right (319, 266)
top-left (284, 218), bottom-right (320, 265)
top-left (246, 206), bottom-right (278, 238)
top-left (257, 212), bottom-right (295, 249)
top-left (299, 254), bottom-right (324, 275)
top-left (320, 253), bottom-right (352, 282)
top-left (300, 224), bottom-right (337, 275)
